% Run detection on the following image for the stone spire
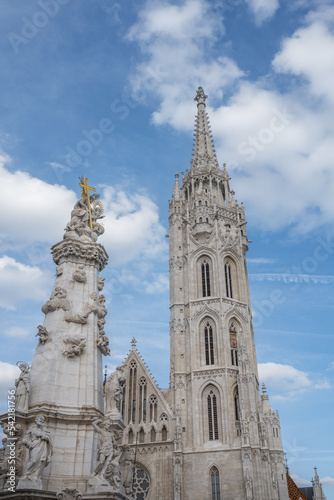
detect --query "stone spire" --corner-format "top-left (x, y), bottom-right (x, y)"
top-left (312, 467), bottom-right (327, 500)
top-left (191, 86), bottom-right (219, 172)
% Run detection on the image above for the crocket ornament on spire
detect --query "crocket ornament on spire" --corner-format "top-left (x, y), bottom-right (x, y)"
top-left (194, 86), bottom-right (208, 106)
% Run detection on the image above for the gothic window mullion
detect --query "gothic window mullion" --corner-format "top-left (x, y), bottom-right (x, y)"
top-left (202, 263), bottom-right (206, 297)
top-left (209, 326), bottom-right (214, 365)
top-left (206, 262), bottom-right (211, 296)
top-left (205, 326), bottom-right (210, 365)
top-left (225, 263), bottom-right (233, 298)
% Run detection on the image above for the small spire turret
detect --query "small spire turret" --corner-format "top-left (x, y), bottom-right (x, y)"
top-left (172, 173), bottom-right (181, 201)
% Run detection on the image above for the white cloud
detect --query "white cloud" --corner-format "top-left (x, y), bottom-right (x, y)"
top-left (100, 185), bottom-right (167, 265)
top-left (258, 362), bottom-right (331, 399)
top-left (245, 0), bottom-right (280, 25)
top-left (125, 2), bottom-right (334, 235)
top-left (126, 0), bottom-right (243, 130)
top-left (4, 326), bottom-right (30, 337)
top-left (0, 256), bottom-right (51, 310)
top-left (0, 161), bottom-right (76, 251)
top-left (291, 474), bottom-right (311, 487)
top-left (273, 21), bottom-right (334, 103)
top-left (247, 258), bottom-right (277, 264)
top-left (0, 155), bottom-right (166, 267)
top-left (321, 476), bottom-right (334, 487)
top-left (144, 273), bottom-right (169, 294)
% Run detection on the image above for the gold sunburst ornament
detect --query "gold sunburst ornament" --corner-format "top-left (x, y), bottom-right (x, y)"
top-left (93, 199), bottom-right (104, 217)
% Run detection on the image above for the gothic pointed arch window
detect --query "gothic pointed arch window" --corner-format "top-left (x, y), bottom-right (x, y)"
top-left (161, 425), bottom-right (168, 441)
top-left (204, 319), bottom-right (215, 365)
top-left (233, 385), bottom-right (240, 422)
top-left (139, 377), bottom-right (147, 423)
top-left (224, 257), bottom-right (239, 300)
top-left (229, 321), bottom-right (238, 367)
top-left (128, 360), bottom-right (137, 424)
top-left (203, 385), bottom-right (220, 442)
top-left (225, 262), bottom-right (233, 298)
top-left (198, 255), bottom-right (212, 298)
top-left (210, 466), bottom-right (221, 500)
top-left (149, 395), bottom-right (157, 423)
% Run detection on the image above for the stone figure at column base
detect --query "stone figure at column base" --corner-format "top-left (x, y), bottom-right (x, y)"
top-left (17, 415), bottom-right (53, 491)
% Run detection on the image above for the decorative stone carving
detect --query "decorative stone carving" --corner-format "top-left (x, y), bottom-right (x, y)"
top-left (55, 265), bottom-right (63, 277)
top-left (105, 366), bottom-right (126, 415)
top-left (97, 318), bottom-right (106, 331)
top-left (245, 468), bottom-right (253, 500)
top-left (56, 488), bottom-right (83, 500)
top-left (119, 445), bottom-right (134, 495)
top-left (35, 325), bottom-right (49, 344)
top-left (0, 438), bottom-right (7, 488)
top-left (15, 362), bottom-right (30, 412)
top-left (96, 332), bottom-right (110, 356)
top-left (72, 265), bottom-right (86, 283)
top-left (85, 293), bottom-right (108, 319)
top-left (241, 418), bottom-right (250, 446)
top-left (17, 415), bottom-right (53, 490)
top-left (64, 195), bottom-right (104, 244)
top-left (63, 336), bottom-right (86, 357)
top-left (97, 276), bottom-right (105, 291)
top-left (64, 312), bottom-right (89, 324)
top-left (89, 418), bottom-right (117, 489)
top-left (41, 287), bottom-right (70, 315)
top-left (51, 239), bottom-right (108, 272)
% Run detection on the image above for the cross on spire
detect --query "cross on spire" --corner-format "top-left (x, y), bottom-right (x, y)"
top-left (79, 176), bottom-right (96, 229)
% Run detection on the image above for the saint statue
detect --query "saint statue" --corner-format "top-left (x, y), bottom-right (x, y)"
top-left (18, 415), bottom-right (53, 489)
top-left (105, 366), bottom-right (126, 415)
top-left (91, 418), bottom-right (115, 484)
top-left (15, 363), bottom-right (31, 412)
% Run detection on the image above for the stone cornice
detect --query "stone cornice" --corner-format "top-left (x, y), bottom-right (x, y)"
top-left (51, 239), bottom-right (108, 272)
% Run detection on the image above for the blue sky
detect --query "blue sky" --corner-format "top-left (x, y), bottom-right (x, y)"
top-left (0, 0), bottom-right (334, 495)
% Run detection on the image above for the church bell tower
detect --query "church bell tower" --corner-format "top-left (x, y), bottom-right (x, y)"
top-left (168, 87), bottom-right (288, 500)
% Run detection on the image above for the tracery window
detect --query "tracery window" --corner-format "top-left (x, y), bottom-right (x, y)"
top-left (132, 465), bottom-right (150, 500)
top-left (149, 395), bottom-right (157, 423)
top-left (139, 377), bottom-right (147, 423)
top-left (207, 390), bottom-right (219, 440)
top-left (234, 386), bottom-right (240, 422)
top-left (128, 360), bottom-right (137, 424)
top-left (204, 321), bottom-right (215, 365)
top-left (230, 322), bottom-right (238, 367)
top-left (199, 257), bottom-right (211, 297)
top-left (225, 262), bottom-right (233, 298)
top-left (210, 466), bottom-right (221, 500)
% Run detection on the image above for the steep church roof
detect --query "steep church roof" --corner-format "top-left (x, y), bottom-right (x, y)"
top-left (287, 475), bottom-right (308, 500)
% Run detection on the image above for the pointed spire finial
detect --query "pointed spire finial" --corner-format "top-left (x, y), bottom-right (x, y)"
top-left (191, 87), bottom-right (219, 172)
top-left (131, 337), bottom-right (137, 350)
top-left (194, 86), bottom-right (208, 107)
top-left (172, 173), bottom-right (181, 201)
top-left (262, 383), bottom-right (267, 395)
